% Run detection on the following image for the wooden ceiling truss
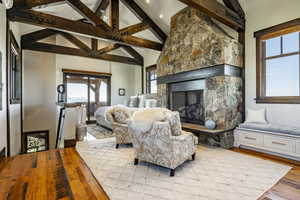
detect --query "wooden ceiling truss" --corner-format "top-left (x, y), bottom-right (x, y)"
top-left (9, 0), bottom-right (168, 66)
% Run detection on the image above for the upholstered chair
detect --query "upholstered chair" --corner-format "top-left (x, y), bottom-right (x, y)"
top-left (128, 110), bottom-right (197, 176)
top-left (106, 106), bottom-right (135, 148)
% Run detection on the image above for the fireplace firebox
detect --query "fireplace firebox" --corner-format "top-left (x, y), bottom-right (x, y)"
top-left (169, 79), bottom-right (205, 125)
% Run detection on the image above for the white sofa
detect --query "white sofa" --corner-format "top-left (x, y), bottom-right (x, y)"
top-left (234, 123), bottom-right (300, 161)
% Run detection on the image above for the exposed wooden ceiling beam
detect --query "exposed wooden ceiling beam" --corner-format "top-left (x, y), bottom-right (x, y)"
top-left (66, 0), bottom-right (112, 32)
top-left (91, 39), bottom-right (98, 50)
top-left (8, 8), bottom-right (163, 51)
top-left (59, 32), bottom-right (91, 52)
top-left (95, 0), bottom-right (110, 17)
top-left (14, 0), bottom-right (64, 9)
top-left (21, 28), bottom-right (57, 45)
top-left (120, 45), bottom-right (143, 62)
top-left (223, 0), bottom-right (245, 19)
top-left (92, 44), bottom-right (121, 56)
top-left (22, 42), bottom-right (142, 65)
top-left (110, 0), bottom-right (119, 30)
top-left (120, 22), bottom-right (150, 35)
top-left (177, 0), bottom-right (245, 31)
top-left (120, 0), bottom-right (167, 42)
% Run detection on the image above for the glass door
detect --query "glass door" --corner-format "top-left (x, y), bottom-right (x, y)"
top-left (64, 72), bottom-right (111, 123)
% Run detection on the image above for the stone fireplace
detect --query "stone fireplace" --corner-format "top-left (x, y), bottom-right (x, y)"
top-left (156, 8), bottom-right (244, 147)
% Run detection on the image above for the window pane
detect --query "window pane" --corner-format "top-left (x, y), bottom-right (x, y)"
top-left (67, 83), bottom-right (88, 103)
top-left (150, 80), bottom-right (157, 93)
top-left (266, 55), bottom-right (299, 96)
top-left (266, 36), bottom-right (281, 57)
top-left (99, 81), bottom-right (108, 102)
top-left (283, 32), bottom-right (299, 54)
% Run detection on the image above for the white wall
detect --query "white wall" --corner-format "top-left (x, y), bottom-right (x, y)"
top-left (23, 37), bottom-right (57, 148)
top-left (242, 0), bottom-right (300, 126)
top-left (0, 5), bottom-right (7, 154)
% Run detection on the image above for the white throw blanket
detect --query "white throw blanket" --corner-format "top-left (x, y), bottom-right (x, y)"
top-left (128, 108), bottom-right (171, 133)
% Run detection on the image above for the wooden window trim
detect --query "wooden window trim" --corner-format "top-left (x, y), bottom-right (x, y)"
top-left (9, 30), bottom-right (21, 104)
top-left (146, 64), bottom-right (157, 94)
top-left (255, 18), bottom-right (300, 104)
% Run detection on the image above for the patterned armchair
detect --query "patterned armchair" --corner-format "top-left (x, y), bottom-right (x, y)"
top-left (128, 111), bottom-right (197, 176)
top-left (106, 106), bottom-right (135, 148)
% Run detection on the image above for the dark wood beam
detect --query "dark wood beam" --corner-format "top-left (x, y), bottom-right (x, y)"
top-left (22, 42), bottom-right (142, 65)
top-left (21, 28), bottom-right (57, 45)
top-left (120, 22), bottom-right (150, 35)
top-left (66, 0), bottom-right (112, 32)
top-left (92, 44), bottom-right (121, 56)
top-left (120, 45), bottom-right (143, 62)
top-left (95, 0), bottom-right (110, 17)
top-left (8, 8), bottom-right (163, 51)
top-left (14, 0), bottom-right (64, 9)
top-left (110, 0), bottom-right (119, 30)
top-left (59, 32), bottom-right (91, 52)
top-left (91, 39), bottom-right (98, 50)
top-left (120, 0), bottom-right (167, 42)
top-left (223, 0), bottom-right (245, 19)
top-left (177, 0), bottom-right (245, 31)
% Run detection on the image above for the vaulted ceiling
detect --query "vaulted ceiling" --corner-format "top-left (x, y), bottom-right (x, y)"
top-left (8, 0), bottom-right (245, 65)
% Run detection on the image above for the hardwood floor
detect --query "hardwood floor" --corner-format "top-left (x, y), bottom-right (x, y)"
top-left (0, 148), bottom-right (109, 200)
top-left (0, 147), bottom-right (299, 200)
top-left (232, 148), bottom-right (300, 200)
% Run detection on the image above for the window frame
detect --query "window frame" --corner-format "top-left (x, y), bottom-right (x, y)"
top-left (146, 64), bottom-right (157, 94)
top-left (255, 19), bottom-right (300, 104)
top-left (9, 30), bottom-right (21, 105)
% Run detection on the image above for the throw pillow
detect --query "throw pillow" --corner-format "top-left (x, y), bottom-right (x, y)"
top-left (167, 111), bottom-right (182, 136)
top-left (138, 95), bottom-right (145, 108)
top-left (145, 99), bottom-right (157, 108)
top-left (128, 96), bottom-right (139, 107)
top-left (245, 108), bottom-right (268, 124)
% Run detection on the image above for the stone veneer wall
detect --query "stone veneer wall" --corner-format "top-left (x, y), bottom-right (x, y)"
top-left (156, 7), bottom-right (244, 131)
top-left (157, 8), bottom-right (243, 77)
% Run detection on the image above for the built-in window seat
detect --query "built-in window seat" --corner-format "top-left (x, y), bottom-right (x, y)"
top-left (234, 123), bottom-right (300, 161)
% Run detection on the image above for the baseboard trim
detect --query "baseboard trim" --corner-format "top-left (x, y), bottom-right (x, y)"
top-left (0, 147), bottom-right (6, 163)
top-left (234, 146), bottom-right (300, 166)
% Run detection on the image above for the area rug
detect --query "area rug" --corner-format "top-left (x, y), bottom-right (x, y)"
top-left (76, 138), bottom-right (291, 200)
top-left (87, 124), bottom-right (115, 139)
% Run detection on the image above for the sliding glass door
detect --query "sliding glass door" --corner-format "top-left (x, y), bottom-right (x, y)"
top-left (64, 72), bottom-right (111, 123)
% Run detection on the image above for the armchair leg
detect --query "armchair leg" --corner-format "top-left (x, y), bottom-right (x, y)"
top-left (170, 169), bottom-right (175, 177)
top-left (134, 158), bottom-right (139, 165)
top-left (116, 144), bottom-right (119, 149)
top-left (192, 153), bottom-right (196, 161)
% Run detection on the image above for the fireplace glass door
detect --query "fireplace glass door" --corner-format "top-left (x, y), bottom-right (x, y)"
top-left (171, 90), bottom-right (204, 124)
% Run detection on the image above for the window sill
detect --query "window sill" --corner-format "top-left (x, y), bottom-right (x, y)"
top-left (256, 97), bottom-right (300, 104)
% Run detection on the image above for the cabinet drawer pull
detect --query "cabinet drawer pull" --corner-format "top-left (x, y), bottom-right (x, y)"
top-left (245, 136), bottom-right (256, 140)
top-left (272, 141), bottom-right (286, 146)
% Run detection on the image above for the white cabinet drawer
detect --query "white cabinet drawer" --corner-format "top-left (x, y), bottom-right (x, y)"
top-left (264, 135), bottom-right (295, 153)
top-left (239, 132), bottom-right (263, 147)
top-left (296, 141), bottom-right (300, 154)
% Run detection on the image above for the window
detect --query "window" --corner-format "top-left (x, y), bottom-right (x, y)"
top-left (146, 65), bottom-right (157, 94)
top-left (255, 19), bottom-right (300, 104)
top-left (9, 31), bottom-right (21, 104)
top-left (63, 69), bottom-right (111, 123)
